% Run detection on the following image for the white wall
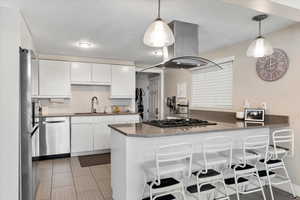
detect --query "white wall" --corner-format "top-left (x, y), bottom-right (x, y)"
top-left (0, 6), bottom-right (35, 200)
top-left (200, 23), bottom-right (300, 187)
top-left (0, 7), bottom-right (21, 200)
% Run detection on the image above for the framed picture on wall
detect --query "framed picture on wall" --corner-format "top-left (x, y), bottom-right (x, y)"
top-left (244, 108), bottom-right (265, 122)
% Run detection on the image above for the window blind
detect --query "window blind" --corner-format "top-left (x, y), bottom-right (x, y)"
top-left (191, 60), bottom-right (233, 109)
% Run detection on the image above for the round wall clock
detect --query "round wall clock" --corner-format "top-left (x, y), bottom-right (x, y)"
top-left (256, 48), bottom-right (289, 81)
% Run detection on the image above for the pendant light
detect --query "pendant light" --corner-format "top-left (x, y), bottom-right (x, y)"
top-left (143, 0), bottom-right (175, 48)
top-left (247, 14), bottom-right (274, 58)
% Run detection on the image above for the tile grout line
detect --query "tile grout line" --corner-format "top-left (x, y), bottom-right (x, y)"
top-left (69, 158), bottom-right (79, 200)
top-left (50, 160), bottom-right (53, 200)
top-left (89, 166), bottom-right (106, 200)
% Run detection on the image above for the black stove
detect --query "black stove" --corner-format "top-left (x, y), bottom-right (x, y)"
top-left (144, 118), bottom-right (217, 128)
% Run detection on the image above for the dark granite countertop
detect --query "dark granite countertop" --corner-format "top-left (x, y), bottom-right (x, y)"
top-left (108, 120), bottom-right (289, 138)
top-left (37, 112), bottom-right (139, 118)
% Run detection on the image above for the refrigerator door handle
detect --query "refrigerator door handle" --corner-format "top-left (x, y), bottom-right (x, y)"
top-left (30, 125), bottom-right (39, 137)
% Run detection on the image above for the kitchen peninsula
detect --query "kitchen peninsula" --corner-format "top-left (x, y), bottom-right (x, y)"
top-left (109, 113), bottom-right (289, 200)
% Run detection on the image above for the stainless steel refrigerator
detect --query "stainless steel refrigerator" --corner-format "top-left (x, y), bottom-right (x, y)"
top-left (19, 48), bottom-right (39, 200)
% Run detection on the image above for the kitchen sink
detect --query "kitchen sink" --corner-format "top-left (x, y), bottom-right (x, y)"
top-left (74, 112), bottom-right (107, 115)
top-left (74, 112), bottom-right (133, 116)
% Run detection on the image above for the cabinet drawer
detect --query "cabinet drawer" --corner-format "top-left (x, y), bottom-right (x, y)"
top-left (94, 116), bottom-right (115, 123)
top-left (71, 117), bottom-right (95, 124)
top-left (114, 115), bottom-right (139, 123)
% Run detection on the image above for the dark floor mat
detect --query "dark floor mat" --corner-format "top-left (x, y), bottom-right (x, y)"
top-left (78, 153), bottom-right (110, 167)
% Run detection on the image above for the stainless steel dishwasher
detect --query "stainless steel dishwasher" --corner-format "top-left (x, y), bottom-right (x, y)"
top-left (38, 117), bottom-right (70, 159)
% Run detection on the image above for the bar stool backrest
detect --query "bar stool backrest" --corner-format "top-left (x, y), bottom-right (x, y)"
top-left (272, 129), bottom-right (294, 159)
top-left (242, 135), bottom-right (269, 165)
top-left (155, 143), bottom-right (193, 181)
top-left (202, 136), bottom-right (233, 171)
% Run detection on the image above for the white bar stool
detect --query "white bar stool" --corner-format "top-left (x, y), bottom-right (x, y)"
top-left (142, 143), bottom-right (193, 200)
top-left (260, 129), bottom-right (296, 200)
top-left (188, 136), bottom-right (232, 200)
top-left (231, 135), bottom-right (268, 200)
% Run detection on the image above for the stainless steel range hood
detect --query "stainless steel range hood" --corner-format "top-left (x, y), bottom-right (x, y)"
top-left (141, 20), bottom-right (222, 71)
top-left (168, 21), bottom-right (199, 58)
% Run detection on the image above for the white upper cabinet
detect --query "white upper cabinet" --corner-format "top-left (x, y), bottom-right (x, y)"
top-left (111, 65), bottom-right (135, 99)
top-left (71, 62), bottom-right (92, 84)
top-left (70, 62), bottom-right (112, 85)
top-left (39, 60), bottom-right (71, 98)
top-left (92, 63), bottom-right (111, 84)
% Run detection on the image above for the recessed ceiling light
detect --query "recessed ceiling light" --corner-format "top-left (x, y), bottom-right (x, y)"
top-left (76, 40), bottom-right (94, 49)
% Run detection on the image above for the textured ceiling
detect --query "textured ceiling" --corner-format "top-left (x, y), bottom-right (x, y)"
top-left (19, 0), bottom-right (294, 64)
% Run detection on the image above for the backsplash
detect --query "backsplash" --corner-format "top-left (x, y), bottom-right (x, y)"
top-left (39, 85), bottom-right (133, 114)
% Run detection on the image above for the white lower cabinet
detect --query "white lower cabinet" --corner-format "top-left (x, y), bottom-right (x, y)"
top-left (71, 123), bottom-right (94, 153)
top-left (71, 115), bottom-right (139, 155)
top-left (93, 123), bottom-right (110, 150)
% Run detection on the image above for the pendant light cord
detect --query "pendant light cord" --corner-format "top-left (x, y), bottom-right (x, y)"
top-left (258, 20), bottom-right (262, 37)
top-left (158, 0), bottom-right (161, 18)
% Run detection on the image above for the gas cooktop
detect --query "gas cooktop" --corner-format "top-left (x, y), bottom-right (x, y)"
top-left (143, 118), bottom-right (217, 128)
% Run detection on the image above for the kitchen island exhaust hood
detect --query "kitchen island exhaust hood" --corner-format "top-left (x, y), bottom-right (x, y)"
top-left (141, 20), bottom-right (222, 71)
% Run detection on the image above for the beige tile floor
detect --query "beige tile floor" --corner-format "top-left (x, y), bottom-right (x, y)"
top-left (35, 157), bottom-right (111, 200)
top-left (36, 157), bottom-right (299, 200)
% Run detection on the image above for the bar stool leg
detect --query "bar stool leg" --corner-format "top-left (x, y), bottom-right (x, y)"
top-left (181, 184), bottom-right (186, 200)
top-left (266, 168), bottom-right (275, 200)
top-left (141, 182), bottom-right (147, 200)
top-left (196, 180), bottom-right (201, 200)
top-left (221, 180), bottom-right (230, 200)
top-left (282, 163), bottom-right (296, 198)
top-left (255, 170), bottom-right (267, 200)
top-left (234, 174), bottom-right (240, 200)
top-left (150, 188), bottom-right (154, 200)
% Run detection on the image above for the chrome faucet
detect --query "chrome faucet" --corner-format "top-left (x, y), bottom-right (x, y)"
top-left (91, 96), bottom-right (99, 113)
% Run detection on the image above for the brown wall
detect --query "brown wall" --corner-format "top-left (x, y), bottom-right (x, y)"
top-left (164, 23), bottom-right (300, 185)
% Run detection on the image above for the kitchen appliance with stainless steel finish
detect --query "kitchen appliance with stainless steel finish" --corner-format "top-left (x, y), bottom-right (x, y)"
top-left (38, 117), bottom-right (70, 159)
top-left (144, 118), bottom-right (217, 128)
top-left (19, 48), bottom-right (39, 200)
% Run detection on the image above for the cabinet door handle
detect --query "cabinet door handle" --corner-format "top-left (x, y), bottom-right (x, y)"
top-left (43, 120), bottom-right (65, 124)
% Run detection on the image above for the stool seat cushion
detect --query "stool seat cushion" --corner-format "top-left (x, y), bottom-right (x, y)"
top-left (259, 159), bottom-right (282, 165)
top-left (142, 194), bottom-right (175, 200)
top-left (187, 183), bottom-right (215, 193)
top-left (258, 170), bottom-right (275, 177)
top-left (147, 177), bottom-right (180, 189)
top-left (231, 164), bottom-right (255, 171)
top-left (225, 177), bottom-right (248, 185)
top-left (192, 169), bottom-right (220, 179)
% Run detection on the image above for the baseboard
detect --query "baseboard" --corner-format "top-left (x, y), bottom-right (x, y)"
top-left (274, 183), bottom-right (300, 197)
top-left (71, 149), bottom-right (110, 157)
top-left (33, 153), bottom-right (71, 161)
